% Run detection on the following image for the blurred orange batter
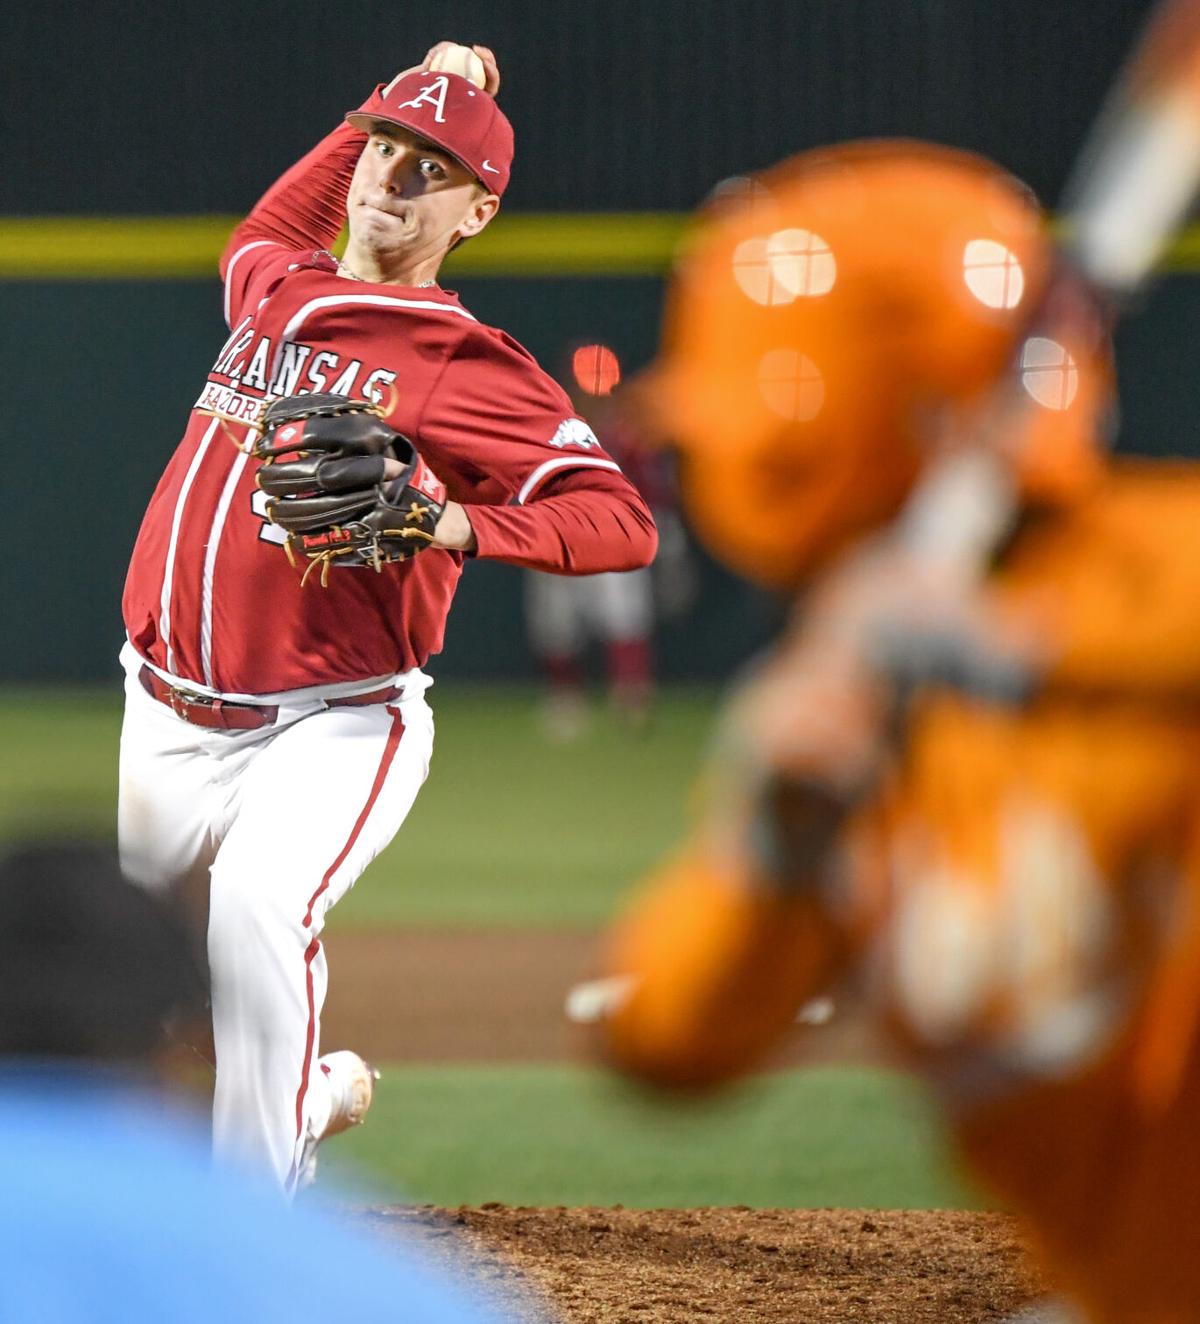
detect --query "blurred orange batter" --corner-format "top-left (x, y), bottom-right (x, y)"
top-left (599, 138), bottom-right (1200, 1323)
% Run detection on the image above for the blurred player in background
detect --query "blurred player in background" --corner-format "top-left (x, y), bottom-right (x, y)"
top-left (594, 132), bottom-right (1200, 1324)
top-left (525, 343), bottom-right (694, 737)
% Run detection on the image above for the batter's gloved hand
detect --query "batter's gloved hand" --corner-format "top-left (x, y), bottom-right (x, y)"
top-left (252, 392), bottom-right (447, 586)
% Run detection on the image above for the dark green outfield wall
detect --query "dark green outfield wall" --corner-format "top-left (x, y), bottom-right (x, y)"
top-left (4, 273), bottom-right (1199, 684)
top-left (7, 0), bottom-right (1199, 683)
top-left (8, 0), bottom-right (1152, 216)
top-left (0, 276), bottom-right (786, 683)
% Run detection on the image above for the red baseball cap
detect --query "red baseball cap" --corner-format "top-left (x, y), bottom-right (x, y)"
top-left (346, 69), bottom-right (514, 196)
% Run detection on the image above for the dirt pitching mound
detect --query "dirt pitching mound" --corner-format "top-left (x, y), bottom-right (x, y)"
top-left (330, 933), bottom-right (1045, 1318)
top-left (362, 1205), bottom-right (1045, 1323)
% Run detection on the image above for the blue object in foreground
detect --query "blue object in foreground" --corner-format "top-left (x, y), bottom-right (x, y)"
top-left (0, 1068), bottom-right (529, 1324)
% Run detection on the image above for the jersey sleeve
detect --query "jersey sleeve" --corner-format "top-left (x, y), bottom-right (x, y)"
top-left (219, 120), bottom-right (367, 328)
top-left (415, 328), bottom-right (627, 505)
top-left (466, 464), bottom-right (658, 573)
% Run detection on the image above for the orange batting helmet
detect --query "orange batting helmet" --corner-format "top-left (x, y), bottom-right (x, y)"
top-left (645, 141), bottom-right (1112, 586)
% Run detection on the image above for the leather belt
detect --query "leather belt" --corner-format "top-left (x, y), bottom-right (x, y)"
top-left (138, 665), bottom-right (402, 732)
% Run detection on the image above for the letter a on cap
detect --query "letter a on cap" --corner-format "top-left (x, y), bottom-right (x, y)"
top-left (397, 75), bottom-right (450, 124)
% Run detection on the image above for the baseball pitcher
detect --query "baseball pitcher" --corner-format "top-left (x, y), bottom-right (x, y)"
top-left (118, 43), bottom-right (656, 1191)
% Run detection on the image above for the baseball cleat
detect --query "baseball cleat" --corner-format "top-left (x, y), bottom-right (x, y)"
top-left (564, 976), bottom-right (837, 1029)
top-left (293, 1050), bottom-right (379, 1193)
top-left (564, 974), bottom-right (637, 1024)
top-left (318, 1049), bottom-right (380, 1138)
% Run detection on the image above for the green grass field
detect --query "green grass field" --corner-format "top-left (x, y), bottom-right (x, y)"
top-left (0, 685), bottom-right (715, 927)
top-left (1, 685), bottom-right (981, 1209)
top-left (328, 1064), bottom-right (979, 1210)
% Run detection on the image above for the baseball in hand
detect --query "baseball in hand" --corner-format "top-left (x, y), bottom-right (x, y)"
top-left (428, 44), bottom-right (487, 88)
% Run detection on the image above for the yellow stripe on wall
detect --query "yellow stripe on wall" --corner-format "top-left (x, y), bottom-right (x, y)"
top-left (0, 217), bottom-right (242, 278)
top-left (6, 213), bottom-right (1200, 279)
top-left (447, 212), bottom-right (686, 276)
top-left (0, 213), bottom-right (690, 280)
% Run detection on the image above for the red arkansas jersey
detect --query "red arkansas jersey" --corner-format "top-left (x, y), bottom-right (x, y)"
top-left (122, 247), bottom-right (624, 695)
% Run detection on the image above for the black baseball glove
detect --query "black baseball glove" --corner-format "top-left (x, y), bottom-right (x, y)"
top-left (251, 392), bottom-right (447, 585)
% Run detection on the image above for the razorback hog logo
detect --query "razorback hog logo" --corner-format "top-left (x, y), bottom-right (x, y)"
top-left (548, 418), bottom-right (601, 450)
top-left (411, 459), bottom-right (447, 503)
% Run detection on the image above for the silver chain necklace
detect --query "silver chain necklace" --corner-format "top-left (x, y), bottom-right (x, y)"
top-left (332, 254), bottom-right (435, 288)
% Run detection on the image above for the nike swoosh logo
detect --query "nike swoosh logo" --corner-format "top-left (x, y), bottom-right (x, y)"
top-left (481, 159), bottom-right (501, 173)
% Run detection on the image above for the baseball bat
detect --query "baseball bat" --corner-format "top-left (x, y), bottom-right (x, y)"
top-left (1062, 0), bottom-right (1200, 297)
top-left (896, 0), bottom-right (1200, 581)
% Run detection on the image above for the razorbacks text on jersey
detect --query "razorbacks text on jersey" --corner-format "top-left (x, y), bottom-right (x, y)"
top-left (124, 246), bottom-right (630, 695)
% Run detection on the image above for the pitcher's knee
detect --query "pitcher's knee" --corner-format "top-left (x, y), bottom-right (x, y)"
top-left (206, 863), bottom-right (314, 993)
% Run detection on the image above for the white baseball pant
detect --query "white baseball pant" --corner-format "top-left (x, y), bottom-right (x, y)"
top-left (525, 567), bottom-right (654, 657)
top-left (117, 646), bottom-right (434, 1189)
